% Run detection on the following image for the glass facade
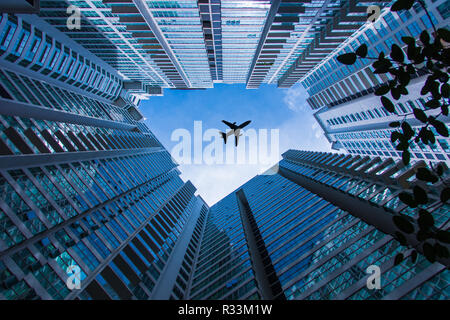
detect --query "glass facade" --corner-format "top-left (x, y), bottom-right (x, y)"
top-left (24, 0), bottom-right (393, 91)
top-left (278, 150), bottom-right (449, 299)
top-left (0, 1), bottom-right (448, 301)
top-left (249, 0), bottom-right (360, 88)
top-left (0, 10), bottom-right (208, 300)
top-left (302, 1), bottom-right (448, 109)
top-left (301, 0), bottom-right (450, 164)
top-left (188, 192), bottom-right (259, 299)
top-left (179, 150), bottom-right (449, 300)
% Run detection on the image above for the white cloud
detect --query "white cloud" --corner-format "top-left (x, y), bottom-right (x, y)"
top-left (282, 84), bottom-right (310, 112)
top-left (280, 83), bottom-right (332, 153)
top-left (277, 111), bottom-right (333, 153)
top-left (179, 163), bottom-right (273, 206)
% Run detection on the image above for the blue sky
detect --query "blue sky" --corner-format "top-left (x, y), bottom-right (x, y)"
top-left (141, 83), bottom-right (333, 206)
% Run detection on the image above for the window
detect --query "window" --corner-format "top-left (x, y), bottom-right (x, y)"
top-left (365, 29), bottom-right (377, 43)
top-left (438, 139), bottom-right (449, 152)
top-left (375, 44), bottom-right (386, 55)
top-left (0, 21), bottom-right (17, 50)
top-left (395, 29), bottom-right (407, 45)
top-left (407, 22), bottom-right (422, 37)
top-left (25, 36), bottom-right (41, 60)
top-left (437, 2), bottom-right (450, 19)
top-left (374, 109), bottom-right (382, 117)
top-left (384, 37), bottom-right (395, 50)
top-left (398, 10), bottom-right (412, 22)
top-left (384, 13), bottom-right (400, 30)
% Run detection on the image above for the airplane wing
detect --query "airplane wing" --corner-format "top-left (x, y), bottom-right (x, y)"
top-left (219, 131), bottom-right (227, 144)
top-left (238, 120), bottom-right (251, 129)
top-left (222, 120), bottom-right (236, 129)
top-left (235, 134), bottom-right (239, 146)
top-left (220, 130), bottom-right (235, 144)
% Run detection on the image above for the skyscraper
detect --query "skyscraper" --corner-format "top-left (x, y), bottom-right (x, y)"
top-left (300, 0), bottom-right (450, 163)
top-left (0, 11), bottom-right (208, 300)
top-left (252, 0), bottom-right (388, 89)
top-left (182, 150), bottom-right (449, 300)
top-left (29, 0), bottom-right (392, 91)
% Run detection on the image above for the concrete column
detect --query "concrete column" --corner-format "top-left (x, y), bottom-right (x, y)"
top-left (151, 197), bottom-right (203, 299)
top-left (236, 189), bottom-right (286, 300)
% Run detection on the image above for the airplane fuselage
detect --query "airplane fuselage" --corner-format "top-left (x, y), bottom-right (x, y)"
top-left (220, 120), bottom-right (251, 146)
top-left (225, 128), bottom-right (241, 137)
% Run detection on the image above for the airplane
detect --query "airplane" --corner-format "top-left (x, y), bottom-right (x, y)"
top-left (219, 120), bottom-right (251, 146)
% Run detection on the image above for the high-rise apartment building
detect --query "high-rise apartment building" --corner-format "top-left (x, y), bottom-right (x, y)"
top-left (254, 0), bottom-right (389, 89)
top-left (181, 150), bottom-right (449, 300)
top-left (0, 10), bottom-right (208, 299)
top-left (28, 0), bottom-right (391, 91)
top-left (300, 0), bottom-right (450, 163)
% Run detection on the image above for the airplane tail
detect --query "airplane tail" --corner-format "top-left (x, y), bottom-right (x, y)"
top-left (219, 131), bottom-right (227, 144)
